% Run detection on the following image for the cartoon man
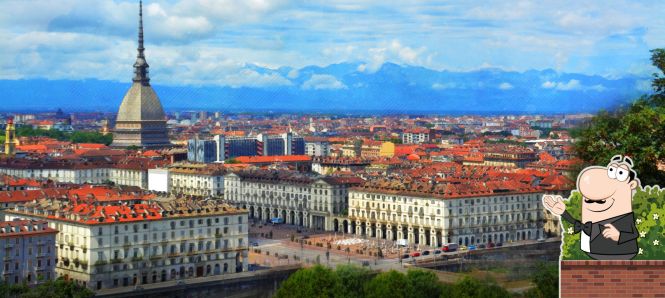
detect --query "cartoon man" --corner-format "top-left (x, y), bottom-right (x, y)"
top-left (543, 155), bottom-right (639, 260)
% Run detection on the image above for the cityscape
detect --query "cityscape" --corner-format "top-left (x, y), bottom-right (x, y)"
top-left (1, 1), bottom-right (665, 298)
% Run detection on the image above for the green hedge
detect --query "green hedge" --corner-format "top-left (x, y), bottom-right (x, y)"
top-left (561, 187), bottom-right (665, 260)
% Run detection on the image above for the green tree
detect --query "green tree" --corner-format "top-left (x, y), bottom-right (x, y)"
top-left (523, 263), bottom-right (558, 298)
top-left (364, 270), bottom-right (412, 298)
top-left (0, 278), bottom-right (93, 298)
top-left (225, 158), bottom-right (241, 164)
top-left (334, 265), bottom-right (372, 298)
top-left (275, 265), bottom-right (340, 298)
top-left (574, 49), bottom-right (665, 186)
top-left (446, 276), bottom-right (511, 298)
top-left (406, 269), bottom-right (444, 298)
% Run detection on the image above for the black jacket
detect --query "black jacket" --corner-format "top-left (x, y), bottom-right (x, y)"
top-left (561, 211), bottom-right (639, 256)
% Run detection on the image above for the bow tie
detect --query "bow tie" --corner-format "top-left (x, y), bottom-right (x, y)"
top-left (574, 221), bottom-right (594, 235)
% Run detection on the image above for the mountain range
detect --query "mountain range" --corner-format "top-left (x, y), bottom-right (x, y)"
top-left (0, 62), bottom-right (651, 114)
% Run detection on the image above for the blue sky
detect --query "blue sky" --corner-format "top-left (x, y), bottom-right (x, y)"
top-left (1, 0), bottom-right (663, 87)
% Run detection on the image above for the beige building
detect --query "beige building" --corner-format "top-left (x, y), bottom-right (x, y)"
top-left (0, 219), bottom-right (58, 285)
top-left (345, 179), bottom-right (545, 247)
top-left (168, 163), bottom-right (226, 197)
top-left (224, 170), bottom-right (363, 230)
top-left (3, 197), bottom-right (248, 291)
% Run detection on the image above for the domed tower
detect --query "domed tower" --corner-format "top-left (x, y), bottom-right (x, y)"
top-left (111, 0), bottom-right (170, 148)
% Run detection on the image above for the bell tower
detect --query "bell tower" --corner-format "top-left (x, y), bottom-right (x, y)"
top-left (4, 117), bottom-right (16, 156)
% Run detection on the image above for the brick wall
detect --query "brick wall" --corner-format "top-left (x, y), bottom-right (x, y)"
top-left (561, 260), bottom-right (665, 298)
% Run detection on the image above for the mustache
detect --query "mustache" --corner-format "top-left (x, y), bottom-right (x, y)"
top-left (584, 198), bottom-right (608, 204)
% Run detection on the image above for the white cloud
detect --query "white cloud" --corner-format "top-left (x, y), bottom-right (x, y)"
top-left (287, 69), bottom-right (299, 79)
top-left (588, 84), bottom-right (607, 92)
top-left (223, 69), bottom-right (292, 88)
top-left (541, 81), bottom-right (556, 89)
top-left (432, 82), bottom-right (456, 90)
top-left (302, 74), bottom-right (347, 90)
top-left (541, 79), bottom-right (607, 92)
top-left (363, 39), bottom-right (428, 72)
top-left (498, 82), bottom-right (513, 90)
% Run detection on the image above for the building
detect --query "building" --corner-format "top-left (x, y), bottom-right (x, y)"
top-left (402, 129), bottom-right (430, 144)
top-left (187, 134), bottom-right (306, 163)
top-left (111, 1), bottom-right (170, 148)
top-left (167, 163), bottom-right (226, 197)
top-left (234, 155), bottom-right (312, 172)
top-left (187, 139), bottom-right (217, 163)
top-left (4, 117), bottom-right (16, 156)
top-left (312, 157), bottom-right (371, 175)
top-left (224, 170), bottom-right (363, 230)
top-left (481, 146), bottom-right (539, 168)
top-left (345, 178), bottom-right (544, 247)
top-left (305, 141), bottom-right (331, 157)
top-left (3, 196), bottom-right (248, 290)
top-left (0, 219), bottom-right (58, 285)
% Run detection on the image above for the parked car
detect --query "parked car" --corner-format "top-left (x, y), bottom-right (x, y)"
top-left (411, 252), bottom-right (421, 257)
top-left (496, 242), bottom-right (503, 247)
top-left (433, 249), bottom-right (442, 255)
top-left (537, 238), bottom-right (546, 243)
top-left (361, 260), bottom-right (370, 267)
top-left (422, 250), bottom-right (431, 256)
top-left (250, 242), bottom-right (259, 247)
top-left (478, 244), bottom-right (486, 249)
top-left (443, 243), bottom-right (459, 252)
top-left (459, 245), bottom-right (468, 251)
top-left (402, 254), bottom-right (410, 259)
top-left (488, 242), bottom-right (495, 248)
top-left (468, 245), bottom-right (477, 250)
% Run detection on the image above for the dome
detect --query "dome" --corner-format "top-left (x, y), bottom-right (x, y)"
top-left (407, 153), bottom-right (421, 161)
top-left (115, 82), bottom-right (166, 122)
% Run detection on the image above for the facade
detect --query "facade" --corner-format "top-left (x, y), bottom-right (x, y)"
top-left (187, 139), bottom-right (217, 163)
top-left (481, 146), bottom-right (538, 168)
top-left (111, 1), bottom-right (170, 148)
top-left (187, 134), bottom-right (306, 163)
top-left (312, 157), bottom-right (371, 175)
top-left (224, 170), bottom-right (362, 230)
top-left (3, 197), bottom-right (248, 290)
top-left (345, 179), bottom-right (544, 247)
top-left (168, 163), bottom-right (225, 197)
top-left (0, 158), bottom-right (165, 188)
top-left (305, 141), bottom-right (331, 157)
top-left (402, 130), bottom-right (430, 144)
top-left (0, 219), bottom-right (58, 285)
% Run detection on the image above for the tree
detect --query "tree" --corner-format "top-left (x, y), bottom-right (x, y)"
top-left (523, 263), bottom-right (558, 298)
top-left (447, 276), bottom-right (511, 298)
top-left (334, 265), bottom-right (372, 298)
top-left (275, 265), bottom-right (340, 298)
top-left (574, 49), bottom-right (665, 186)
top-left (364, 270), bottom-right (412, 298)
top-left (0, 278), bottom-right (93, 298)
top-left (406, 269), bottom-right (444, 298)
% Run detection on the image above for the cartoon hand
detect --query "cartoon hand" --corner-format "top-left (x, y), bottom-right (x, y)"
top-left (602, 224), bottom-right (620, 241)
top-left (542, 195), bottom-right (566, 216)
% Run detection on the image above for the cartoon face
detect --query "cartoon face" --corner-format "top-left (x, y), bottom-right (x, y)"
top-left (577, 156), bottom-right (639, 222)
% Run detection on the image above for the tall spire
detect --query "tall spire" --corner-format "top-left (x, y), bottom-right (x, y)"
top-left (133, 0), bottom-right (150, 85)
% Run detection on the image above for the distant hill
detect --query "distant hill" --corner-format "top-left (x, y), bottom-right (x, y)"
top-left (0, 62), bottom-right (649, 114)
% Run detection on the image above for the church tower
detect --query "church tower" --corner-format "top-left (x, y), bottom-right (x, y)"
top-left (4, 117), bottom-right (16, 156)
top-left (111, 0), bottom-right (170, 148)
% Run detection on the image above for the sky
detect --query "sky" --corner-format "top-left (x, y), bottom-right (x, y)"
top-left (1, 0), bottom-right (663, 87)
